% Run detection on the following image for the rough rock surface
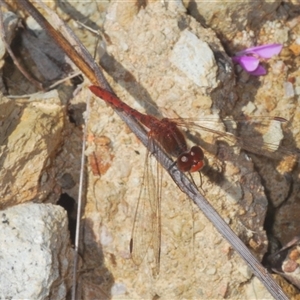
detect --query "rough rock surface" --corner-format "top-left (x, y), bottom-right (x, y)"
top-left (0, 91), bottom-right (65, 208)
top-left (1, 0), bottom-right (300, 299)
top-left (0, 203), bottom-right (73, 300)
top-left (182, 0), bottom-right (281, 46)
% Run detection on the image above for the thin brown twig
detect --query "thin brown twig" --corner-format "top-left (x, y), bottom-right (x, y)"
top-left (47, 71), bottom-right (82, 89)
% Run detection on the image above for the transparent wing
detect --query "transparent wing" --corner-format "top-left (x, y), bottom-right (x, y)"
top-left (172, 115), bottom-right (299, 163)
top-left (130, 138), bottom-right (162, 276)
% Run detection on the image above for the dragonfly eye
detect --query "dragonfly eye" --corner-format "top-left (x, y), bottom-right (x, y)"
top-left (177, 146), bottom-right (205, 172)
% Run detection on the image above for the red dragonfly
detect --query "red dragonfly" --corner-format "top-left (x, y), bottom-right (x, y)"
top-left (89, 85), bottom-right (297, 275)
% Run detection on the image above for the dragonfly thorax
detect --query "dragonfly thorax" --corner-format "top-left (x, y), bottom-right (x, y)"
top-left (150, 118), bottom-right (188, 157)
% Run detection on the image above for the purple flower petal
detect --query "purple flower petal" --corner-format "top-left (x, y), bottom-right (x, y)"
top-left (248, 65), bottom-right (267, 76)
top-left (238, 44), bottom-right (283, 59)
top-left (232, 56), bottom-right (260, 72)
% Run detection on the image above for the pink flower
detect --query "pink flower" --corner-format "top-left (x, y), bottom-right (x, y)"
top-left (232, 44), bottom-right (283, 76)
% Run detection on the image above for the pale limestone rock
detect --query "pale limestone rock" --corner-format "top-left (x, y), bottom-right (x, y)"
top-left (169, 29), bottom-right (218, 90)
top-left (0, 202), bottom-right (73, 300)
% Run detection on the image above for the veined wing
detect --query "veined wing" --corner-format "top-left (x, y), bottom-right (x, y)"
top-left (130, 137), bottom-right (162, 277)
top-left (172, 115), bottom-right (299, 164)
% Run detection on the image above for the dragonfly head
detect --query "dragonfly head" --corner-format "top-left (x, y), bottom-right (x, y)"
top-left (177, 146), bottom-right (205, 172)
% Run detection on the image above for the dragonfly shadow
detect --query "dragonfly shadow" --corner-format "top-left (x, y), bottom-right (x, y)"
top-left (185, 136), bottom-right (272, 256)
top-left (183, 119), bottom-right (298, 209)
top-left (200, 141), bottom-right (245, 202)
top-left (183, 130), bottom-right (238, 200)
